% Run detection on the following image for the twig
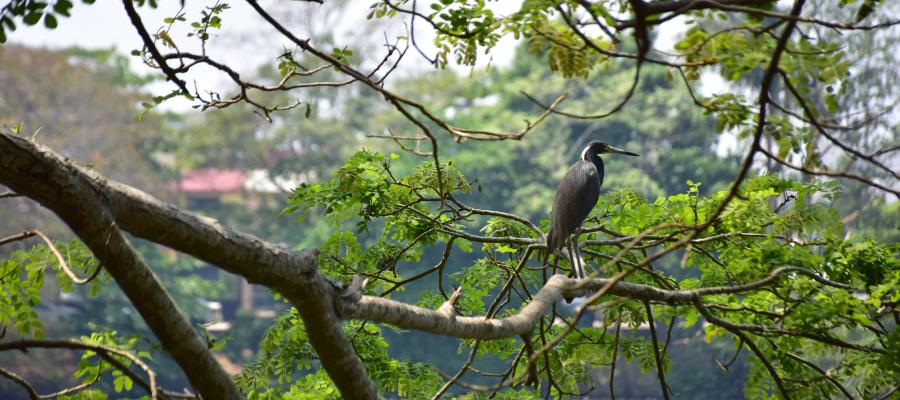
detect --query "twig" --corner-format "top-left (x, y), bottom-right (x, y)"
top-left (694, 299), bottom-right (792, 400)
top-left (609, 319), bottom-right (622, 400)
top-left (121, 0), bottom-right (189, 95)
top-left (0, 231), bottom-right (36, 247)
top-left (30, 230), bottom-right (99, 285)
top-left (0, 339), bottom-right (159, 399)
top-left (758, 146), bottom-right (900, 199)
top-left (777, 69), bottom-right (900, 180)
top-left (0, 230), bottom-right (101, 285)
top-left (645, 301), bottom-right (671, 400)
top-left (0, 367), bottom-right (39, 400)
top-left (785, 352), bottom-right (854, 399)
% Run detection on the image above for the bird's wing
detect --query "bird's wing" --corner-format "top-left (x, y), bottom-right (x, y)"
top-left (549, 161), bottom-right (601, 251)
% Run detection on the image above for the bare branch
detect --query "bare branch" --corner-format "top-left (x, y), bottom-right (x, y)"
top-left (245, 0), bottom-right (563, 142)
top-left (30, 229), bottom-right (101, 285)
top-left (785, 352), bottom-right (854, 399)
top-left (694, 300), bottom-right (792, 400)
top-left (121, 0), bottom-right (189, 96)
top-left (617, 0), bottom-right (899, 31)
top-left (759, 146), bottom-right (900, 199)
top-left (0, 339), bottom-right (162, 399)
top-left (644, 301), bottom-right (671, 400)
top-left (0, 367), bottom-right (39, 400)
top-left (340, 267), bottom-right (854, 340)
top-left (609, 319), bottom-right (622, 399)
top-left (0, 231), bottom-right (36, 247)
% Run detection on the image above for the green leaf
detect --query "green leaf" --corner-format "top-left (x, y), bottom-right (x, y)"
top-left (825, 94), bottom-right (839, 113)
top-left (43, 13), bottom-right (57, 29)
top-left (53, 0), bottom-right (73, 16)
top-left (855, 0), bottom-right (876, 22)
top-left (23, 13), bottom-right (42, 26)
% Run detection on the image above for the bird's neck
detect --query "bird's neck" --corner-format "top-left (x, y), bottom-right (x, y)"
top-left (583, 152), bottom-right (603, 171)
top-left (584, 153), bottom-right (604, 185)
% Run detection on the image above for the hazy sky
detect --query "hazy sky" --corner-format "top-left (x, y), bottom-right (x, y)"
top-left (7, 1), bottom-right (519, 107)
top-left (6, 1), bottom-right (703, 91)
top-left (6, 1), bottom-right (725, 115)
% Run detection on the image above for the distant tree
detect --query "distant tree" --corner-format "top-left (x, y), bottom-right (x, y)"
top-left (0, 45), bottom-right (168, 240)
top-left (0, 1), bottom-right (898, 399)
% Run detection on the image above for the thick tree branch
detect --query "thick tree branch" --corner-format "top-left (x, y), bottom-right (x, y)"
top-left (340, 267), bottom-right (853, 340)
top-left (0, 135), bottom-right (237, 399)
top-left (0, 131), bottom-right (878, 396)
top-left (0, 133), bottom-right (376, 399)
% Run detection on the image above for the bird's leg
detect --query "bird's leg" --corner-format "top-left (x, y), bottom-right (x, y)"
top-left (573, 234), bottom-right (587, 279)
top-left (565, 239), bottom-right (579, 279)
top-left (547, 250), bottom-right (559, 275)
top-left (562, 239), bottom-right (577, 303)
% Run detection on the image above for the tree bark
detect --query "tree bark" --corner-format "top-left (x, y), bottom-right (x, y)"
top-left (0, 132), bottom-right (853, 397)
top-left (0, 133), bottom-right (376, 399)
top-left (0, 134), bottom-right (241, 399)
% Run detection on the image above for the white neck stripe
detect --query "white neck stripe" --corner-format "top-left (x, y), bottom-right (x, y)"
top-left (580, 145), bottom-right (591, 161)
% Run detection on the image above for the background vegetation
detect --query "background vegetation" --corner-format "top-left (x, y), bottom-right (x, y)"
top-left (0, 0), bottom-right (897, 398)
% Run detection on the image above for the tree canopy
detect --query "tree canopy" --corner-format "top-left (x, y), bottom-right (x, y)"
top-left (0, 1), bottom-right (898, 399)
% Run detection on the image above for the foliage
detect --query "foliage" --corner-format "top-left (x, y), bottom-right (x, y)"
top-left (237, 309), bottom-right (442, 399)
top-left (0, 240), bottom-right (103, 339)
top-left (2, 0), bottom-right (899, 398)
top-left (275, 148), bottom-right (899, 398)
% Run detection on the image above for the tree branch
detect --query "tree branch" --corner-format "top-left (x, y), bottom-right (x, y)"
top-left (121, 0), bottom-right (189, 95)
top-left (0, 133), bottom-right (373, 399)
top-left (0, 135), bottom-right (238, 399)
top-left (0, 367), bottom-right (39, 400)
top-left (0, 339), bottom-right (161, 399)
top-left (339, 267), bottom-right (853, 340)
top-left (644, 301), bottom-right (671, 400)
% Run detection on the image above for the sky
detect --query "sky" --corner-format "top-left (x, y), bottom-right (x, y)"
top-left (7, 1), bottom-right (896, 194)
top-left (6, 0), bottom-right (743, 158)
top-left (6, 1), bottom-right (521, 109)
top-left (6, 1), bottom-right (722, 105)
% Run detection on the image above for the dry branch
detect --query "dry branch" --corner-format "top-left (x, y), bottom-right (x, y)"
top-left (339, 267), bottom-right (853, 340)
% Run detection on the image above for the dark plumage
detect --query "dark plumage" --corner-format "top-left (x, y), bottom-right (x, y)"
top-left (546, 141), bottom-right (639, 279)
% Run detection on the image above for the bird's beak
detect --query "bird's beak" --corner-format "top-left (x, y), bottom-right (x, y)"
top-left (605, 145), bottom-right (639, 157)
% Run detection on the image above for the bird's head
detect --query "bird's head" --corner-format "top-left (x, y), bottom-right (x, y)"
top-left (581, 141), bottom-right (640, 160)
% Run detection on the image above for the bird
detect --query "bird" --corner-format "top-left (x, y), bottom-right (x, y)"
top-left (545, 140), bottom-right (639, 281)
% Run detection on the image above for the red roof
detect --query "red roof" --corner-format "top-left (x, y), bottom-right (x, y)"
top-left (176, 169), bottom-right (246, 194)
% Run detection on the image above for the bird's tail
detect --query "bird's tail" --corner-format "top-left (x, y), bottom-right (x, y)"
top-left (545, 228), bottom-right (576, 303)
top-left (543, 229), bottom-right (553, 266)
top-left (543, 227), bottom-right (566, 266)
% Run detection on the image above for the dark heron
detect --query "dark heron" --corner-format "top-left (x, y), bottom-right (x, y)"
top-left (546, 140), bottom-right (639, 280)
